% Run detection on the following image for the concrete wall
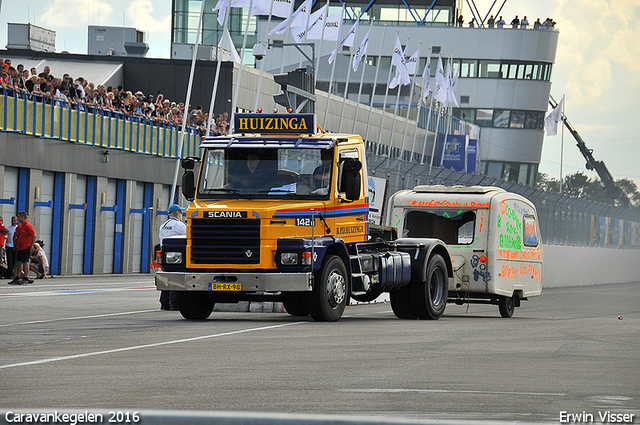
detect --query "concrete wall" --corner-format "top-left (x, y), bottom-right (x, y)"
top-left (542, 244), bottom-right (640, 288)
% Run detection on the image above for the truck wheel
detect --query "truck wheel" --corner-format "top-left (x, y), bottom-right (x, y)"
top-left (177, 291), bottom-right (215, 320)
top-left (282, 293), bottom-right (309, 317)
top-left (498, 294), bottom-right (516, 318)
top-left (411, 253), bottom-right (448, 320)
top-left (309, 255), bottom-right (347, 322)
top-left (390, 286), bottom-right (417, 319)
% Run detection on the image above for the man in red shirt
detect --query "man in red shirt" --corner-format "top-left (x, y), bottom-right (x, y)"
top-left (10, 211), bottom-right (36, 285)
top-left (0, 216), bottom-right (10, 268)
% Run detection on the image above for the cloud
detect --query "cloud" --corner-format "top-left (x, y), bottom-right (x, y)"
top-left (40, 0), bottom-right (114, 28)
top-left (125, 0), bottom-right (172, 36)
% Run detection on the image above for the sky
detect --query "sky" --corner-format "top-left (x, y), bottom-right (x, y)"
top-left (1, 0), bottom-right (638, 187)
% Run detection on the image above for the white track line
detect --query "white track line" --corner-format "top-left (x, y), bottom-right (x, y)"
top-left (0, 321), bottom-right (308, 370)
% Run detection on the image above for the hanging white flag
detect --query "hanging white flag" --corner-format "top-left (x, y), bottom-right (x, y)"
top-left (309, 8), bottom-right (342, 41)
top-left (421, 55), bottom-right (431, 102)
top-left (433, 56), bottom-right (448, 104)
top-left (291, 4), bottom-right (327, 43)
top-left (389, 36), bottom-right (410, 89)
top-left (251, 0), bottom-right (293, 18)
top-left (268, 0), bottom-right (312, 35)
top-left (214, 0), bottom-right (252, 26)
top-left (352, 27), bottom-right (371, 72)
top-left (447, 62), bottom-right (459, 107)
top-left (545, 95), bottom-right (564, 136)
top-left (328, 19), bottom-right (358, 64)
top-left (405, 48), bottom-right (420, 75)
top-left (219, 27), bottom-right (242, 63)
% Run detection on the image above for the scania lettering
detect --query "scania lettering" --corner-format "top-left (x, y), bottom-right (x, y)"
top-left (155, 113), bottom-right (454, 322)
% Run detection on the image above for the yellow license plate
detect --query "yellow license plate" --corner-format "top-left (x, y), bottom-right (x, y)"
top-left (209, 283), bottom-right (242, 291)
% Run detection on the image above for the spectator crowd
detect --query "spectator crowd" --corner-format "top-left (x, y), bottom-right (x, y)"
top-left (0, 58), bottom-right (229, 136)
top-left (460, 15), bottom-right (556, 29)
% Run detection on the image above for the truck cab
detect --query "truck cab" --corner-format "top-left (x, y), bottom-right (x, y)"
top-left (387, 185), bottom-right (543, 317)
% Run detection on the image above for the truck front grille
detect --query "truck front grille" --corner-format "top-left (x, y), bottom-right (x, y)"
top-left (190, 218), bottom-right (260, 264)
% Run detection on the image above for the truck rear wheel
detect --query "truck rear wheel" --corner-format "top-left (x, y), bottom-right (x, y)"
top-left (390, 286), bottom-right (417, 319)
top-left (309, 255), bottom-right (347, 322)
top-left (282, 293), bottom-right (309, 317)
top-left (498, 294), bottom-right (516, 318)
top-left (411, 253), bottom-right (448, 320)
top-left (177, 291), bottom-right (215, 320)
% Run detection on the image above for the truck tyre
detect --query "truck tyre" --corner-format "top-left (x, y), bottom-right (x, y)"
top-left (309, 255), bottom-right (347, 322)
top-left (498, 294), bottom-right (516, 318)
top-left (282, 293), bottom-right (309, 317)
top-left (177, 291), bottom-right (215, 320)
top-left (411, 253), bottom-right (448, 320)
top-left (390, 286), bottom-right (417, 319)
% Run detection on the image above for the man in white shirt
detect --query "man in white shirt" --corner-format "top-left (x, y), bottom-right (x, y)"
top-left (159, 204), bottom-right (186, 310)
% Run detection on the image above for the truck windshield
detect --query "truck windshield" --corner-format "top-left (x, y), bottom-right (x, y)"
top-left (198, 147), bottom-right (333, 199)
top-left (403, 209), bottom-right (476, 245)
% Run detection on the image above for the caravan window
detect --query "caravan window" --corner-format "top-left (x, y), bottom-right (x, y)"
top-left (403, 210), bottom-right (476, 245)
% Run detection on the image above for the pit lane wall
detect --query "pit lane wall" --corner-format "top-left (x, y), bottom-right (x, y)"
top-left (542, 244), bottom-right (640, 288)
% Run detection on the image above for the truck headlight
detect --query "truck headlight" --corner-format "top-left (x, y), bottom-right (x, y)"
top-left (165, 252), bottom-right (183, 264)
top-left (280, 252), bottom-right (299, 265)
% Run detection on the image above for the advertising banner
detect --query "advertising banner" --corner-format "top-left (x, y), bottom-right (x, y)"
top-left (441, 134), bottom-right (466, 171)
top-left (467, 139), bottom-right (478, 173)
top-left (367, 176), bottom-right (388, 225)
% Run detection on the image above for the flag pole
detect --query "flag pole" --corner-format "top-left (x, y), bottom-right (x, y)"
top-left (387, 36), bottom-right (410, 159)
top-left (338, 14), bottom-right (361, 132)
top-left (374, 30), bottom-right (399, 163)
top-left (230, 0), bottom-right (256, 132)
top-left (170, 0), bottom-right (207, 204)
top-left (412, 47), bottom-right (431, 161)
top-left (364, 24), bottom-right (387, 144)
top-left (559, 94), bottom-right (565, 194)
top-left (253, 0), bottom-right (280, 112)
top-left (278, 0), bottom-right (296, 74)
top-left (323, 6), bottom-right (346, 129)
top-left (206, 4), bottom-right (233, 137)
top-left (400, 41), bottom-right (422, 159)
top-left (351, 18), bottom-right (373, 133)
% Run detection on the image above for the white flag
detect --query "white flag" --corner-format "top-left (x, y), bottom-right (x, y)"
top-left (389, 36), bottom-right (410, 89)
top-left (405, 48), bottom-right (420, 75)
top-left (446, 60), bottom-right (459, 107)
top-left (214, 0), bottom-right (251, 26)
top-left (309, 8), bottom-right (342, 41)
top-left (352, 27), bottom-right (371, 72)
top-left (251, 0), bottom-right (293, 18)
top-left (328, 19), bottom-right (358, 64)
top-left (433, 56), bottom-right (448, 104)
top-left (219, 27), bottom-right (242, 63)
top-left (545, 95), bottom-right (564, 136)
top-left (269, 0), bottom-right (311, 36)
top-left (291, 4), bottom-right (327, 43)
top-left (421, 55), bottom-right (431, 102)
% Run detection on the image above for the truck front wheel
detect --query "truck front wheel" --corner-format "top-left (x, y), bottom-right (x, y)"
top-left (176, 291), bottom-right (215, 320)
top-left (309, 255), bottom-right (347, 322)
top-left (411, 253), bottom-right (448, 320)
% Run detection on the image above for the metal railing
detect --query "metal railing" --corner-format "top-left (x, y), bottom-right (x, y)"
top-left (0, 89), bottom-right (202, 158)
top-left (368, 152), bottom-right (640, 248)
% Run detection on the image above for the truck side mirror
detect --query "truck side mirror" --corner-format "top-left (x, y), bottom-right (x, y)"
top-left (340, 158), bottom-right (362, 201)
top-left (181, 157), bottom-right (200, 170)
top-left (182, 171), bottom-right (196, 201)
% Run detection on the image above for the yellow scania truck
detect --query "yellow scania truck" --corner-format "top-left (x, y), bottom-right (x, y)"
top-left (155, 113), bottom-right (453, 322)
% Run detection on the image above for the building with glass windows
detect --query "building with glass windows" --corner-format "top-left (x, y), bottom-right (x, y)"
top-left (171, 0), bottom-right (558, 186)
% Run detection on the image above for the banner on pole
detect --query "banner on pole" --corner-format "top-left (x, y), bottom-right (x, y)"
top-left (466, 139), bottom-right (478, 173)
top-left (436, 134), bottom-right (467, 171)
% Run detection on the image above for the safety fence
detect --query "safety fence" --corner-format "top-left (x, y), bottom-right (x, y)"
top-left (368, 153), bottom-right (640, 248)
top-left (0, 89), bottom-right (202, 158)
